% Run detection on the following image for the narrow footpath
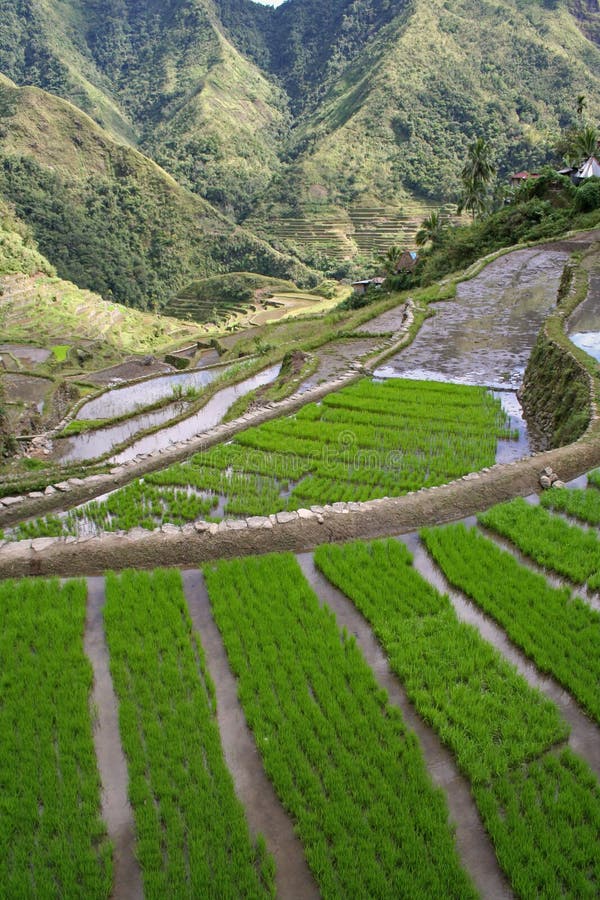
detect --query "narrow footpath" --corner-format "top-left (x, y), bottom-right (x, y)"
top-left (84, 578), bottom-right (143, 899)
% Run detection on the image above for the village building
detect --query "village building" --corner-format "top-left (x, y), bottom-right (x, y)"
top-left (509, 171), bottom-right (540, 188)
top-left (575, 156), bottom-right (600, 181)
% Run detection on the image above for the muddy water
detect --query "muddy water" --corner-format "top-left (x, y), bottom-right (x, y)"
top-left (0, 343), bottom-right (51, 368)
top-left (375, 247), bottom-right (570, 388)
top-left (298, 338), bottom-right (380, 392)
top-left (568, 268), bottom-right (600, 361)
top-left (400, 533), bottom-right (600, 778)
top-left (85, 578), bottom-right (143, 900)
top-left (494, 391), bottom-right (531, 463)
top-left (181, 571), bottom-right (319, 900)
top-left (53, 402), bottom-right (187, 464)
top-left (297, 553), bottom-right (512, 899)
top-left (77, 365), bottom-right (227, 420)
top-left (111, 365), bottom-right (280, 463)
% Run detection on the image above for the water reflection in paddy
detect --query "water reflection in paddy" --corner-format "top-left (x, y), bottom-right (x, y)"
top-left (77, 364), bottom-right (228, 420)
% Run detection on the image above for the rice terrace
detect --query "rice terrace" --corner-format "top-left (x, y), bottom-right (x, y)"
top-left (2, 5), bottom-right (600, 883)
top-left (0, 224), bottom-right (599, 900)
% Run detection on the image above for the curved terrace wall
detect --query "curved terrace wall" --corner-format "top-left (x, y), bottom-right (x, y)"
top-left (2, 245), bottom-right (600, 579)
top-left (520, 256), bottom-right (598, 449)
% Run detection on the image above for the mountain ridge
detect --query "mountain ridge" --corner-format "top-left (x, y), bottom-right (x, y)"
top-left (0, 0), bottom-right (599, 290)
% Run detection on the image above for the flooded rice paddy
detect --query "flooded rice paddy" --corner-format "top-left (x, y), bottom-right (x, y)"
top-left (374, 247), bottom-right (569, 388)
top-left (111, 365), bottom-right (280, 464)
top-left (568, 268), bottom-right (600, 361)
top-left (77, 364), bottom-right (228, 420)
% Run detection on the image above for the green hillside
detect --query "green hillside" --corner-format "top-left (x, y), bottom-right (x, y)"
top-left (0, 0), bottom-right (599, 283)
top-left (0, 79), bottom-right (315, 310)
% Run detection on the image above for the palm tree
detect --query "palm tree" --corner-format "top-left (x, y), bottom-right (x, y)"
top-left (575, 125), bottom-right (599, 161)
top-left (376, 245), bottom-right (405, 276)
top-left (415, 211), bottom-right (444, 248)
top-left (461, 137), bottom-right (496, 188)
top-left (457, 177), bottom-right (489, 221)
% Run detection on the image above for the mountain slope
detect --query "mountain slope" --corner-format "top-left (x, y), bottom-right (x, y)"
top-left (266, 0), bottom-right (600, 209)
top-left (0, 0), bottom-right (290, 219)
top-left (1, 0), bottom-right (599, 271)
top-left (0, 79), bottom-right (315, 309)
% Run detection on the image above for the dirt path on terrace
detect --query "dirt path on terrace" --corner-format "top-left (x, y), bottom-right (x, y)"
top-left (84, 578), bottom-right (143, 900)
top-left (181, 571), bottom-right (320, 900)
top-left (297, 553), bottom-right (512, 899)
top-left (401, 534), bottom-right (600, 778)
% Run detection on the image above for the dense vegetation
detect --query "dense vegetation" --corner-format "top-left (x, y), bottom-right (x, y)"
top-left (1, 0), bottom-right (599, 235)
top-left (0, 80), bottom-right (315, 310)
top-left (421, 523), bottom-right (600, 723)
top-left (12, 378), bottom-right (514, 537)
top-left (0, 577), bottom-right (112, 898)
top-left (416, 172), bottom-right (600, 286)
top-left (204, 552), bottom-right (475, 898)
top-left (314, 538), bottom-right (600, 897)
top-left (104, 569), bottom-right (274, 898)
top-left (541, 484), bottom-right (600, 525)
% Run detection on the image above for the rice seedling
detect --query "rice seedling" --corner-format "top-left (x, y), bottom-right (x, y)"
top-left (12, 377), bottom-right (514, 537)
top-left (314, 538), bottom-right (600, 898)
top-left (0, 578), bottom-right (112, 898)
top-left (204, 553), bottom-right (476, 899)
top-left (314, 539), bottom-right (566, 782)
top-left (421, 524), bottom-right (600, 723)
top-left (479, 497), bottom-right (600, 590)
top-left (103, 569), bottom-right (274, 899)
top-left (541, 485), bottom-right (600, 526)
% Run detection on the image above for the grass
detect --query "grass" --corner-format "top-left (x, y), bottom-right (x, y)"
top-left (421, 523), bottom-right (600, 723)
top-left (0, 577), bottom-right (112, 898)
top-left (204, 552), bottom-right (476, 899)
top-left (103, 569), bottom-right (274, 899)
top-left (51, 344), bottom-right (70, 361)
top-left (479, 497), bottom-right (600, 590)
top-left (314, 538), bottom-right (600, 897)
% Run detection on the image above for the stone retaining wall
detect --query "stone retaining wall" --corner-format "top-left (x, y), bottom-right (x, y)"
top-left (2, 434), bottom-right (600, 579)
top-left (0, 304), bottom-right (417, 530)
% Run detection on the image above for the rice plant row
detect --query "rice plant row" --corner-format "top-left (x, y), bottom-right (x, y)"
top-left (541, 485), bottom-right (600, 526)
top-left (479, 497), bottom-right (600, 590)
top-left (0, 578), bottom-right (112, 898)
top-left (103, 569), bottom-right (274, 899)
top-left (421, 524), bottom-right (600, 723)
top-left (314, 539), bottom-right (600, 898)
top-left (314, 540), bottom-right (566, 783)
top-left (203, 553), bottom-right (477, 899)
top-left (12, 377), bottom-right (513, 539)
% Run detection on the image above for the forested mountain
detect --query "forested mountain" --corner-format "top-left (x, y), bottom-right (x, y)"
top-left (0, 77), bottom-right (314, 309)
top-left (0, 0), bottom-right (599, 303)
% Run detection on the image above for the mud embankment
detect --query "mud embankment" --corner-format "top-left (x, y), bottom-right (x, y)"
top-left (3, 434), bottom-right (600, 579)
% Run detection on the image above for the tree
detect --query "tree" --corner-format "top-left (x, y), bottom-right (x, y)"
top-left (457, 176), bottom-right (489, 221)
top-left (575, 125), bottom-right (599, 161)
top-left (458, 138), bottom-right (496, 220)
top-left (376, 245), bottom-right (404, 275)
top-left (415, 211), bottom-right (444, 247)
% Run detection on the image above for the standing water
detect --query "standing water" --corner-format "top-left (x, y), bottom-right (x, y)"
top-left (111, 365), bottom-right (280, 463)
top-left (374, 247), bottom-right (570, 461)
